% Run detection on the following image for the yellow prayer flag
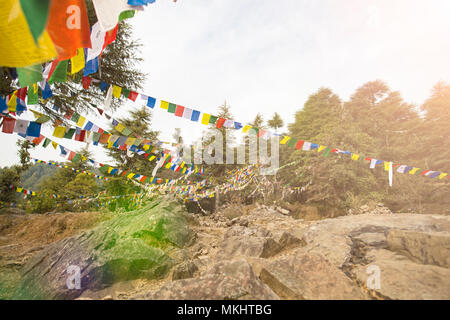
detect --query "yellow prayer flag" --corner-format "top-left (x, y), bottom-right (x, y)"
top-left (51, 141), bottom-right (58, 149)
top-left (149, 155), bottom-right (156, 161)
top-left (351, 154), bottom-right (360, 161)
top-left (7, 91), bottom-right (17, 112)
top-left (115, 123), bottom-right (125, 132)
top-left (76, 116), bottom-right (86, 127)
top-left (439, 173), bottom-right (448, 179)
top-left (70, 48), bottom-right (85, 74)
top-left (318, 145), bottom-right (326, 152)
top-left (127, 173), bottom-right (135, 179)
top-left (160, 100), bottom-right (169, 109)
top-left (201, 113), bottom-right (211, 125)
top-left (0, 0), bottom-right (57, 67)
top-left (242, 125), bottom-right (252, 133)
top-left (280, 136), bottom-right (291, 145)
top-left (409, 168), bottom-right (420, 175)
top-left (180, 161), bottom-right (185, 168)
top-left (112, 85), bottom-right (122, 98)
top-left (53, 126), bottom-right (66, 138)
top-left (165, 163), bottom-right (171, 169)
top-left (107, 167), bottom-right (113, 174)
top-left (384, 161), bottom-right (390, 171)
top-left (142, 144), bottom-right (150, 151)
top-left (17, 187), bottom-right (23, 193)
top-left (125, 137), bottom-right (136, 146)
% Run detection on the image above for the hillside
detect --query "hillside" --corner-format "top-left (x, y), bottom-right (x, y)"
top-left (0, 199), bottom-right (448, 300)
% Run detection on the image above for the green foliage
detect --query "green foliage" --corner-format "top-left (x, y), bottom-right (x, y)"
top-left (27, 191), bottom-right (56, 214)
top-left (279, 82), bottom-right (448, 215)
top-left (16, 140), bottom-right (36, 173)
top-left (0, 166), bottom-right (21, 202)
top-left (106, 107), bottom-right (159, 175)
top-left (21, 163), bottom-right (57, 190)
top-left (268, 112), bottom-right (284, 132)
top-left (103, 178), bottom-right (142, 211)
top-left (202, 101), bottom-right (240, 181)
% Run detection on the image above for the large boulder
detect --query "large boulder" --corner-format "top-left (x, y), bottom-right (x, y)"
top-left (301, 213), bottom-right (450, 299)
top-left (217, 226), bottom-right (283, 259)
top-left (135, 259), bottom-right (279, 300)
top-left (13, 198), bottom-right (194, 300)
top-left (259, 251), bottom-right (367, 299)
top-left (386, 229), bottom-right (450, 268)
top-left (353, 249), bottom-right (450, 300)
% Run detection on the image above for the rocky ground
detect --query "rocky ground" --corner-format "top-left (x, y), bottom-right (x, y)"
top-left (0, 199), bottom-right (449, 300)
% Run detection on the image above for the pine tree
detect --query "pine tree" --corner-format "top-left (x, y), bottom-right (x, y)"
top-left (268, 112), bottom-right (284, 133)
top-left (106, 107), bottom-right (158, 174)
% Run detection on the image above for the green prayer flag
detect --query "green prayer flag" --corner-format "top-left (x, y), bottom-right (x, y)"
top-left (42, 138), bottom-right (51, 148)
top-left (209, 115), bottom-right (218, 124)
top-left (72, 153), bottom-right (82, 163)
top-left (98, 165), bottom-right (108, 174)
top-left (92, 132), bottom-right (101, 142)
top-left (287, 138), bottom-right (297, 148)
top-left (27, 85), bottom-right (39, 105)
top-left (122, 127), bottom-right (132, 136)
top-left (119, 10), bottom-right (135, 21)
top-left (63, 128), bottom-right (76, 139)
top-left (323, 148), bottom-right (331, 157)
top-left (71, 112), bottom-right (80, 123)
top-left (19, 0), bottom-right (50, 42)
top-left (17, 64), bottom-right (43, 88)
top-left (36, 115), bottom-right (51, 124)
top-left (48, 60), bottom-right (68, 84)
top-left (122, 88), bottom-right (130, 98)
top-left (168, 103), bottom-right (176, 113)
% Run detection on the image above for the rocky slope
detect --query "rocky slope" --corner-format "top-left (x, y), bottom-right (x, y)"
top-left (1, 200), bottom-right (449, 300)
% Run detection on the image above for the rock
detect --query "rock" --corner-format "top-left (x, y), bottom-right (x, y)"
top-left (219, 236), bottom-right (282, 259)
top-left (101, 295), bottom-right (113, 300)
top-left (353, 249), bottom-right (450, 300)
top-left (239, 218), bottom-right (249, 227)
top-left (300, 213), bottom-right (450, 299)
top-left (135, 259), bottom-right (279, 300)
top-left (277, 207), bottom-right (290, 215)
top-left (360, 205), bottom-right (370, 213)
top-left (13, 198), bottom-right (195, 300)
top-left (172, 261), bottom-right (199, 280)
top-left (353, 232), bottom-right (387, 247)
top-left (259, 251), bottom-right (367, 299)
top-left (276, 232), bottom-right (305, 248)
top-left (302, 213), bottom-right (450, 268)
top-left (386, 229), bottom-right (450, 268)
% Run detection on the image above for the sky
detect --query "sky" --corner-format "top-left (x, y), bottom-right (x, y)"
top-left (2, 0), bottom-right (450, 167)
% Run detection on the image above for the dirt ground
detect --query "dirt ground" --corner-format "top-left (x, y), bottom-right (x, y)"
top-left (0, 210), bottom-right (112, 299)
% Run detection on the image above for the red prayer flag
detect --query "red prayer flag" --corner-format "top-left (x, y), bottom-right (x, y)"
top-left (64, 110), bottom-right (74, 120)
top-left (216, 118), bottom-right (226, 129)
top-left (32, 135), bottom-right (45, 145)
top-left (99, 133), bottom-right (110, 144)
top-left (68, 151), bottom-right (76, 161)
top-left (103, 24), bottom-right (119, 51)
top-left (295, 140), bottom-right (304, 150)
top-left (128, 91), bottom-right (138, 102)
top-left (82, 77), bottom-right (92, 89)
top-left (46, 0), bottom-right (92, 60)
top-left (75, 130), bottom-right (86, 142)
top-left (175, 105), bottom-right (185, 117)
top-left (17, 87), bottom-right (28, 102)
top-left (1, 118), bottom-right (16, 134)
